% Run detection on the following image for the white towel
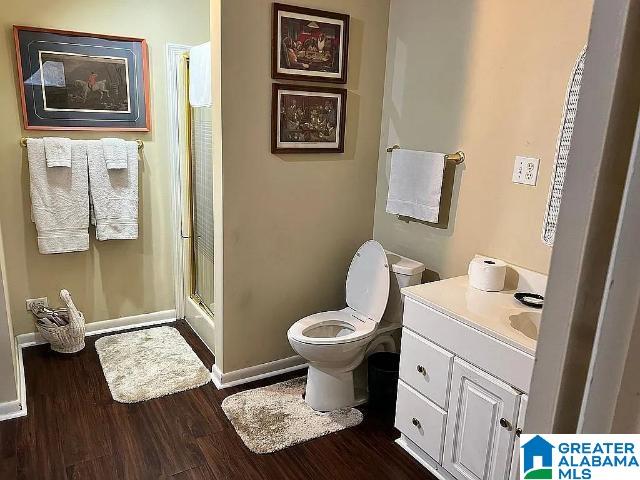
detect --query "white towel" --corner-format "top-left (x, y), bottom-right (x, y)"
top-left (43, 137), bottom-right (72, 168)
top-left (87, 140), bottom-right (138, 240)
top-left (386, 149), bottom-right (445, 223)
top-left (101, 138), bottom-right (128, 169)
top-left (189, 42), bottom-right (212, 107)
top-left (27, 139), bottom-right (89, 254)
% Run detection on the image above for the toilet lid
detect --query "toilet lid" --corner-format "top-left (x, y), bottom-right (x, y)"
top-left (345, 240), bottom-right (390, 323)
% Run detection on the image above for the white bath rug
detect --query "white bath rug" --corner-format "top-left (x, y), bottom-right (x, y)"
top-left (221, 376), bottom-right (363, 454)
top-left (95, 326), bottom-right (211, 403)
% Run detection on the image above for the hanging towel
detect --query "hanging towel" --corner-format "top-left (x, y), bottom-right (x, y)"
top-left (386, 149), bottom-right (445, 223)
top-left (189, 42), bottom-right (212, 107)
top-left (27, 139), bottom-right (89, 254)
top-left (43, 137), bottom-right (72, 168)
top-left (101, 138), bottom-right (128, 169)
top-left (87, 140), bottom-right (138, 240)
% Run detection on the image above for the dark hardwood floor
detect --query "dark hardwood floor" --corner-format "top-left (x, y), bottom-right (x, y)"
top-left (0, 320), bottom-right (433, 479)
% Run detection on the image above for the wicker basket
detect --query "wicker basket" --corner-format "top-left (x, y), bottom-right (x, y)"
top-left (36, 290), bottom-right (85, 354)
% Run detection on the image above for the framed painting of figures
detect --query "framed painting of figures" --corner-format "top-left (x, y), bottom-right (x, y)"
top-left (272, 3), bottom-right (349, 84)
top-left (272, 83), bottom-right (346, 153)
top-left (13, 26), bottom-right (150, 131)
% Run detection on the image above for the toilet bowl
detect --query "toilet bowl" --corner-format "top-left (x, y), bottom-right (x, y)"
top-left (287, 240), bottom-right (425, 411)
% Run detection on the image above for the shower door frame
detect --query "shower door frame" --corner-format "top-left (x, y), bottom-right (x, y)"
top-left (183, 58), bottom-right (208, 312)
top-left (166, 43), bottom-right (216, 353)
top-left (186, 93), bottom-right (215, 317)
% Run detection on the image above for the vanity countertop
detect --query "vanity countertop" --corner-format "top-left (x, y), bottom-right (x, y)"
top-left (402, 275), bottom-right (541, 356)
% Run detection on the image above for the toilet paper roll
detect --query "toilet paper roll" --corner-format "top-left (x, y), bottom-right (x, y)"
top-left (468, 256), bottom-right (507, 292)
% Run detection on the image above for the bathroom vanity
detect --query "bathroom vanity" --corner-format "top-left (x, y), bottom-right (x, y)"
top-left (394, 268), bottom-right (546, 480)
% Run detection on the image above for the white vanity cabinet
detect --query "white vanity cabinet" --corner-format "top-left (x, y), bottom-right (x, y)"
top-left (443, 359), bottom-right (520, 480)
top-left (509, 395), bottom-right (528, 480)
top-left (394, 274), bottom-right (543, 480)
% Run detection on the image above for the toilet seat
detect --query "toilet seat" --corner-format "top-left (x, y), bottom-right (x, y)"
top-left (288, 310), bottom-right (376, 345)
top-left (288, 240), bottom-right (390, 347)
top-left (345, 240), bottom-right (390, 323)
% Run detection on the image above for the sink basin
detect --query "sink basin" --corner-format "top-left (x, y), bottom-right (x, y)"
top-left (509, 311), bottom-right (541, 341)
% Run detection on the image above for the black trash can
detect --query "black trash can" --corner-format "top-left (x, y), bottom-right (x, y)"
top-left (368, 352), bottom-right (401, 418)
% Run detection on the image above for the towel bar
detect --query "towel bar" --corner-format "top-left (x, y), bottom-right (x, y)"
top-left (386, 144), bottom-right (465, 165)
top-left (20, 138), bottom-right (144, 151)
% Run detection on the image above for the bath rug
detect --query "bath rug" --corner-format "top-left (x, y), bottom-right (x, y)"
top-left (95, 326), bottom-right (211, 403)
top-left (221, 376), bottom-right (363, 454)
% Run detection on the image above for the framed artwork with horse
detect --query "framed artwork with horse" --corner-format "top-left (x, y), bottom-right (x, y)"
top-left (13, 26), bottom-right (150, 131)
top-left (272, 3), bottom-right (350, 84)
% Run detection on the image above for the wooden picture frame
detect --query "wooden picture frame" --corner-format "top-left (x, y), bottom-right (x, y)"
top-left (272, 3), bottom-right (349, 84)
top-left (272, 83), bottom-right (346, 154)
top-left (13, 25), bottom-right (150, 131)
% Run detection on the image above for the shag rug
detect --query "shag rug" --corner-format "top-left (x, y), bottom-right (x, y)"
top-left (95, 326), bottom-right (211, 403)
top-left (221, 376), bottom-right (363, 454)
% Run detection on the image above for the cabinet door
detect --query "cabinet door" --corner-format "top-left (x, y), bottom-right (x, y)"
top-left (509, 395), bottom-right (527, 480)
top-left (443, 358), bottom-right (520, 480)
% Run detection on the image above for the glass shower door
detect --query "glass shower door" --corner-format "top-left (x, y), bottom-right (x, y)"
top-left (190, 106), bottom-right (214, 313)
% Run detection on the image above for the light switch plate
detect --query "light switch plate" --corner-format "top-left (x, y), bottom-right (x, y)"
top-left (512, 156), bottom-right (539, 186)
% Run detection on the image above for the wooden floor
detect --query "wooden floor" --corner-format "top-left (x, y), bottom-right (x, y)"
top-left (0, 320), bottom-right (433, 479)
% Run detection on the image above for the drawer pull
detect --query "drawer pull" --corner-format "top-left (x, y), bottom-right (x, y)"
top-left (499, 418), bottom-right (512, 430)
top-left (416, 364), bottom-right (426, 375)
top-left (412, 417), bottom-right (421, 428)
top-left (516, 427), bottom-right (522, 437)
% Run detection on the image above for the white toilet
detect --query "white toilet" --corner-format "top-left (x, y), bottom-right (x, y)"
top-left (287, 240), bottom-right (425, 411)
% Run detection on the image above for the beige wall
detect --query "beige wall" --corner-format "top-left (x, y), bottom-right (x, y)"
top-left (217, 0), bottom-right (390, 372)
top-left (0, 0), bottom-right (209, 335)
top-left (373, 0), bottom-right (593, 279)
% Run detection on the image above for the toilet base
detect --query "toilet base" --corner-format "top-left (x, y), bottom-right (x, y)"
top-left (305, 366), bottom-right (358, 411)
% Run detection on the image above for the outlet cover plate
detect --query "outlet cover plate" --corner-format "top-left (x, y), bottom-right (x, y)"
top-left (512, 156), bottom-right (540, 186)
top-left (26, 297), bottom-right (48, 311)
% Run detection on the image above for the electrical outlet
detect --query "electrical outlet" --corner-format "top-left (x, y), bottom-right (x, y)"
top-left (26, 297), bottom-right (48, 312)
top-left (512, 156), bottom-right (540, 186)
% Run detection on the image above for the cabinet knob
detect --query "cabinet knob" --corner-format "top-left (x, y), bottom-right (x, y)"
top-left (412, 417), bottom-right (421, 428)
top-left (416, 365), bottom-right (426, 375)
top-left (499, 418), bottom-right (512, 430)
top-left (516, 428), bottom-right (522, 437)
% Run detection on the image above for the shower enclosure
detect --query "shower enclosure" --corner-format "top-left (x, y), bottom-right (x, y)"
top-left (190, 106), bottom-right (214, 313)
top-left (167, 44), bottom-right (215, 351)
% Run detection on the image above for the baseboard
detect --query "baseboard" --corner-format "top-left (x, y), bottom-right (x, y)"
top-left (15, 309), bottom-right (177, 348)
top-left (211, 355), bottom-right (307, 389)
top-left (3, 309), bottom-right (177, 422)
top-left (0, 342), bottom-right (28, 422)
top-left (0, 399), bottom-right (25, 422)
top-left (87, 309), bottom-right (177, 335)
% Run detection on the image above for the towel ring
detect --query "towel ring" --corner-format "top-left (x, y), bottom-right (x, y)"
top-left (386, 144), bottom-right (465, 165)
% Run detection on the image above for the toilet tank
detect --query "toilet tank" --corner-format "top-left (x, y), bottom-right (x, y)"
top-left (383, 251), bottom-right (426, 325)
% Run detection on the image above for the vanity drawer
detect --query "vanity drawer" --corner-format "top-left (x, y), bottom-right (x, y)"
top-left (403, 296), bottom-right (534, 392)
top-left (399, 328), bottom-right (453, 409)
top-left (395, 380), bottom-right (446, 463)
top-left (403, 296), bottom-right (450, 340)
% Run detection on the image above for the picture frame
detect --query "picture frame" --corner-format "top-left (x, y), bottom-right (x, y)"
top-left (272, 3), bottom-right (350, 84)
top-left (272, 83), bottom-right (347, 154)
top-left (13, 25), bottom-right (150, 131)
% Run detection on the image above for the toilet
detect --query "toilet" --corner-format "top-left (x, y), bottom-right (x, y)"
top-left (287, 240), bottom-right (425, 411)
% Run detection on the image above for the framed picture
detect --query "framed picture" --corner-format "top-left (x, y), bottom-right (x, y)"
top-left (272, 3), bottom-right (349, 84)
top-left (272, 83), bottom-right (346, 154)
top-left (13, 26), bottom-right (150, 131)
